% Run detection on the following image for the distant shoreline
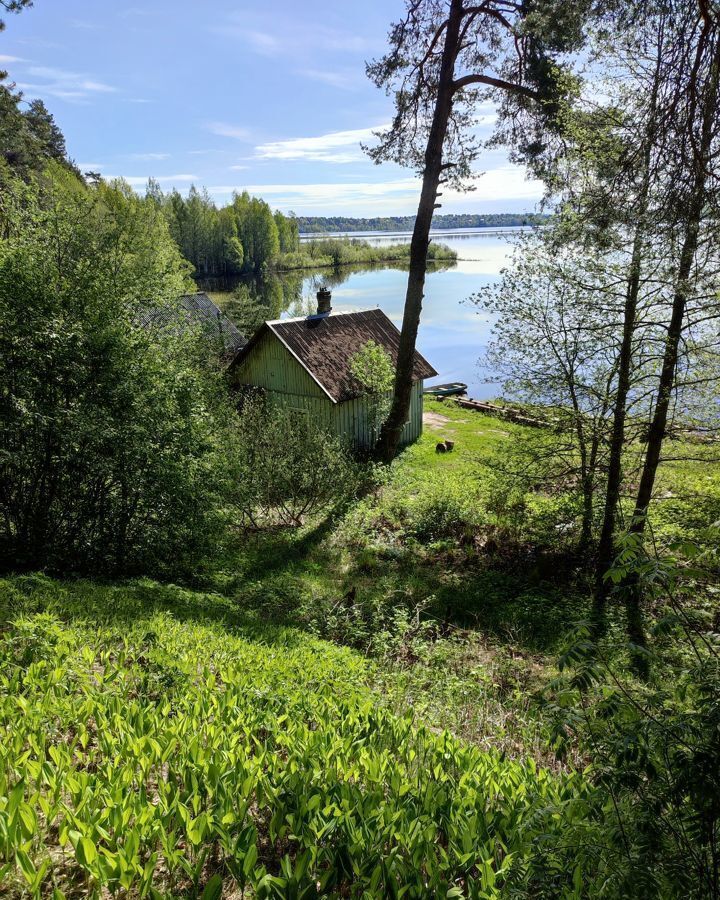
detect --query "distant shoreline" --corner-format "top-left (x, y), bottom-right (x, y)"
top-left (299, 226), bottom-right (534, 240)
top-left (296, 213), bottom-right (548, 235)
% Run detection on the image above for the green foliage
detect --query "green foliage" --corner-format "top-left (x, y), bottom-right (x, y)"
top-left (222, 284), bottom-right (269, 337)
top-left (349, 339), bottom-right (395, 444)
top-left (406, 489), bottom-right (475, 543)
top-left (547, 529), bottom-right (720, 898)
top-left (277, 237), bottom-right (457, 272)
top-left (152, 184), bottom-right (296, 279)
top-left (0, 575), bottom-right (600, 899)
top-left (0, 168), bottom-right (228, 575)
top-left (0, 85), bottom-right (76, 181)
top-left (294, 213), bottom-right (550, 234)
top-left (227, 398), bottom-right (365, 528)
top-left (350, 339), bottom-right (395, 396)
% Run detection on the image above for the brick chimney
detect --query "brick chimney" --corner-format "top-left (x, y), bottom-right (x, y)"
top-left (316, 286), bottom-right (332, 315)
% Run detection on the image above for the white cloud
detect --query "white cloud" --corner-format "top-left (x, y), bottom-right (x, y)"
top-left (70, 19), bottom-right (100, 31)
top-left (214, 19), bottom-right (377, 58)
top-left (255, 125), bottom-right (388, 164)
top-left (127, 152), bottom-right (170, 161)
top-left (16, 65), bottom-right (117, 102)
top-left (206, 166), bottom-right (543, 214)
top-left (81, 80), bottom-right (115, 93)
top-left (297, 68), bottom-right (363, 91)
top-left (105, 174), bottom-right (198, 187)
top-left (229, 164), bottom-right (249, 171)
top-left (208, 122), bottom-right (254, 141)
top-left (0, 54), bottom-right (25, 63)
top-left (239, 30), bottom-right (281, 56)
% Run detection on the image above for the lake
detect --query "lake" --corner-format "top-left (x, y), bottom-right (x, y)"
top-left (213, 227), bottom-right (527, 399)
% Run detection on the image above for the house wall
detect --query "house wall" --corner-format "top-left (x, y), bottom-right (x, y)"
top-left (234, 331), bottom-right (326, 400)
top-left (234, 332), bottom-right (425, 450)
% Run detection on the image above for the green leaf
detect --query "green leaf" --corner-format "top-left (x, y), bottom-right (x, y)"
top-left (15, 849), bottom-right (36, 886)
top-left (201, 873), bottom-right (223, 900)
top-left (76, 836), bottom-right (97, 867)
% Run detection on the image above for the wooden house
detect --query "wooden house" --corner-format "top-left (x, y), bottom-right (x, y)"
top-left (229, 289), bottom-right (437, 450)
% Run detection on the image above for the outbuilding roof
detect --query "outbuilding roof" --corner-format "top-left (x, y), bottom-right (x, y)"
top-left (230, 308), bottom-right (437, 403)
top-left (139, 292), bottom-right (246, 360)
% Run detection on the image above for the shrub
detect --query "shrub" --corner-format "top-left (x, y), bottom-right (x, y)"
top-left (227, 398), bottom-right (364, 528)
top-left (349, 339), bottom-right (394, 445)
top-left (547, 529), bottom-right (720, 898)
top-left (0, 168), bottom-right (228, 576)
top-left (408, 490), bottom-right (475, 542)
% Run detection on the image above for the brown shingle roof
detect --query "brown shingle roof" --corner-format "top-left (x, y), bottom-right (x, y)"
top-left (231, 309), bottom-right (437, 403)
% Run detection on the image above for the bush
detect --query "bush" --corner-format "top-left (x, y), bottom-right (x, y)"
top-left (0, 168), bottom-right (228, 576)
top-left (227, 398), bottom-right (366, 528)
top-left (547, 530), bottom-right (720, 898)
top-left (275, 237), bottom-right (457, 271)
top-left (407, 490), bottom-right (475, 542)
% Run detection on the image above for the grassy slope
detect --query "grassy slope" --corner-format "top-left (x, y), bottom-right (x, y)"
top-left (218, 401), bottom-right (586, 761)
top-left (2, 399), bottom-right (715, 897)
top-left (0, 576), bottom-right (594, 898)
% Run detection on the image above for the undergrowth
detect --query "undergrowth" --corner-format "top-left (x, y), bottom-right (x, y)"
top-left (0, 575), bottom-right (601, 898)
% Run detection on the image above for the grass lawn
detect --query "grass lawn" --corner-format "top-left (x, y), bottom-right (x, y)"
top-left (210, 400), bottom-right (590, 762)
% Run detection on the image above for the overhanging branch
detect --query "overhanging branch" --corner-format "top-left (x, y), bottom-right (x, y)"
top-left (452, 72), bottom-right (540, 99)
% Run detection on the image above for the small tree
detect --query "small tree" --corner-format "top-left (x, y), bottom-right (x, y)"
top-left (475, 228), bottom-right (627, 555)
top-left (349, 340), bottom-right (395, 446)
top-left (0, 166), bottom-right (227, 575)
top-left (549, 526), bottom-right (720, 897)
top-left (228, 398), bottom-right (361, 528)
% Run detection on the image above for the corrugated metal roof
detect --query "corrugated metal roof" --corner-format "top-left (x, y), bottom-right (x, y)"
top-left (231, 309), bottom-right (437, 403)
top-left (139, 292), bottom-right (246, 360)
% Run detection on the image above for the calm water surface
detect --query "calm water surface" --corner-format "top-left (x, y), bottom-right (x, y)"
top-left (218, 227), bottom-right (528, 399)
top-left (298, 228), bottom-right (526, 398)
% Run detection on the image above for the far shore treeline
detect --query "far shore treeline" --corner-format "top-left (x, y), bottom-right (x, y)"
top-left (296, 213), bottom-right (549, 233)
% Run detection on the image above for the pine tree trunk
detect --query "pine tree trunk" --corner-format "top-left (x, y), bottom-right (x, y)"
top-left (375, 0), bottom-right (464, 462)
top-left (591, 224), bottom-right (644, 628)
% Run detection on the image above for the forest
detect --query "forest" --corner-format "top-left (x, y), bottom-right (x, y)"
top-left (1, 0), bottom-right (720, 898)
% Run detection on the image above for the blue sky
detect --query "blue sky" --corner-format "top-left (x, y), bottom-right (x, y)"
top-left (1, 1), bottom-right (545, 216)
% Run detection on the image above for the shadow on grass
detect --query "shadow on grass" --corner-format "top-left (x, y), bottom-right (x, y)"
top-left (0, 572), bottom-right (310, 649)
top-left (232, 514), bottom-right (339, 579)
top-left (222, 518), bottom-right (591, 657)
top-left (348, 550), bottom-right (589, 655)
top-left (2, 514), bottom-right (591, 659)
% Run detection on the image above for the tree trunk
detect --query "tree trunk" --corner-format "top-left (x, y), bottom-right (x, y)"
top-left (591, 223), bottom-right (645, 628)
top-left (592, 33), bottom-right (663, 632)
top-left (623, 24), bottom-right (720, 676)
top-left (375, 0), bottom-right (464, 462)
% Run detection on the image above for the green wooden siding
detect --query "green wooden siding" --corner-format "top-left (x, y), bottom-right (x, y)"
top-left (234, 331), bottom-right (326, 399)
top-left (233, 332), bottom-right (424, 450)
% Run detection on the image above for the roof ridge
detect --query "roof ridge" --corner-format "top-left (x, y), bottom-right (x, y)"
top-left (232, 306), bottom-right (437, 402)
top-left (266, 308), bottom-right (381, 326)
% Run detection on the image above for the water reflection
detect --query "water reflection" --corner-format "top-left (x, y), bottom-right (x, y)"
top-left (198, 228), bottom-right (524, 399)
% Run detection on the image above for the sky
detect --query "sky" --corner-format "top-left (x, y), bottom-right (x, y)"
top-left (0, 1), bottom-right (546, 217)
